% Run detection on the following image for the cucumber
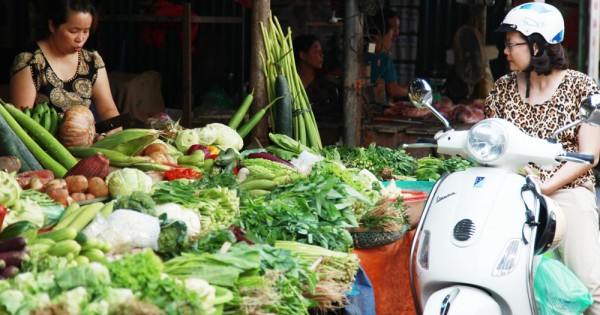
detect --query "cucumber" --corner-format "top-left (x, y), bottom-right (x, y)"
top-left (37, 227), bottom-right (78, 242)
top-left (274, 74), bottom-right (293, 138)
top-left (0, 108), bottom-right (42, 172)
top-left (48, 240), bottom-right (81, 257)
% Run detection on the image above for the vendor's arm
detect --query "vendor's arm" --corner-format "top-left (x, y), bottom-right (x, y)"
top-left (386, 81), bottom-right (407, 99)
top-left (92, 67), bottom-right (122, 132)
top-left (540, 123), bottom-right (600, 195)
top-left (9, 67), bottom-right (37, 110)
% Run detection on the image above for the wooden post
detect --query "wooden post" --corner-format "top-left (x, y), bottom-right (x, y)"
top-left (248, 0), bottom-right (270, 146)
top-left (343, 0), bottom-right (361, 147)
top-left (182, 2), bottom-right (193, 128)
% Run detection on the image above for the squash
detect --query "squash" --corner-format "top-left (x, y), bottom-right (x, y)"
top-left (59, 105), bottom-right (96, 147)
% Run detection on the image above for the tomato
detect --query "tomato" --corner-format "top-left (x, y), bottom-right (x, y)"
top-left (0, 205), bottom-right (7, 229)
top-left (164, 168), bottom-right (202, 181)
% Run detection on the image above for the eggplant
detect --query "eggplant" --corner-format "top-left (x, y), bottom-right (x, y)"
top-left (0, 236), bottom-right (27, 253)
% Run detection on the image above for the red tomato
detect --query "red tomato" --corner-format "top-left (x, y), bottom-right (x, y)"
top-left (164, 168), bottom-right (202, 181)
top-left (0, 205), bottom-right (7, 229)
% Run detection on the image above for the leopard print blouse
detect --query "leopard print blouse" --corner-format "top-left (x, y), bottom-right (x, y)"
top-left (484, 69), bottom-right (600, 189)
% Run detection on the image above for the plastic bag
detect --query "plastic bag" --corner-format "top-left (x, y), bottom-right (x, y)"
top-left (534, 256), bottom-right (593, 315)
top-left (83, 209), bottom-right (161, 255)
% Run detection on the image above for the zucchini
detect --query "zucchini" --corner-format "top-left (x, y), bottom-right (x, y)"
top-left (0, 109), bottom-right (42, 172)
top-left (274, 74), bottom-right (293, 137)
top-left (0, 221), bottom-right (38, 244)
top-left (0, 101), bottom-right (67, 177)
top-left (2, 102), bottom-right (77, 170)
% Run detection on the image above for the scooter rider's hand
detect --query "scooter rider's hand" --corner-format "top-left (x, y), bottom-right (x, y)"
top-left (524, 166), bottom-right (545, 194)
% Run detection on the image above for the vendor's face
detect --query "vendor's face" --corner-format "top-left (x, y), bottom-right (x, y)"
top-left (504, 31), bottom-right (530, 71)
top-left (50, 10), bottom-right (93, 54)
top-left (381, 17), bottom-right (400, 53)
top-left (302, 41), bottom-right (324, 70)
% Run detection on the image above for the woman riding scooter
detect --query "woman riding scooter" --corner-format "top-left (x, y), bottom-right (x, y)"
top-left (485, 2), bottom-right (600, 314)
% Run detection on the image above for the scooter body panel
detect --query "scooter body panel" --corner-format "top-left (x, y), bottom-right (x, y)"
top-left (415, 167), bottom-right (537, 315)
top-left (423, 285), bottom-right (502, 315)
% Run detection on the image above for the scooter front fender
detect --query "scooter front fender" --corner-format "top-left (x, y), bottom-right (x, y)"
top-left (423, 285), bottom-right (502, 315)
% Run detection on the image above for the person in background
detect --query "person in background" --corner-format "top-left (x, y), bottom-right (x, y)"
top-left (365, 8), bottom-right (407, 102)
top-left (293, 34), bottom-right (341, 122)
top-left (9, 0), bottom-right (120, 127)
top-left (485, 3), bottom-right (600, 314)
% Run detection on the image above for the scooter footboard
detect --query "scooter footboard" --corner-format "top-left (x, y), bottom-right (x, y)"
top-left (423, 285), bottom-right (502, 315)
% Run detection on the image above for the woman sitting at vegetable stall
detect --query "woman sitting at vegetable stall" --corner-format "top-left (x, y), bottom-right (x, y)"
top-left (8, 0), bottom-right (121, 132)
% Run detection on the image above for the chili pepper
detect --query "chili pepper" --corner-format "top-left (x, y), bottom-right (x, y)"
top-left (164, 168), bottom-right (202, 181)
top-left (0, 205), bottom-right (7, 228)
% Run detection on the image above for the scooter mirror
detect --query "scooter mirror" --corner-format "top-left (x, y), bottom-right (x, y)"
top-left (549, 93), bottom-right (600, 141)
top-left (408, 78), bottom-right (452, 130)
top-left (408, 78), bottom-right (433, 109)
top-left (580, 93), bottom-right (600, 126)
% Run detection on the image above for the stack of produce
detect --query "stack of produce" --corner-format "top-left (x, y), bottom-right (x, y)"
top-left (260, 13), bottom-right (322, 149)
top-left (0, 91), bottom-right (459, 313)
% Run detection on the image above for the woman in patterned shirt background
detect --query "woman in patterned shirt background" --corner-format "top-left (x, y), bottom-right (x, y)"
top-left (9, 0), bottom-right (120, 129)
top-left (485, 2), bottom-right (600, 314)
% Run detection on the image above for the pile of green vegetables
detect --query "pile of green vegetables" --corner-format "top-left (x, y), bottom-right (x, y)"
top-left (165, 230), bottom-right (359, 315)
top-left (0, 249), bottom-right (217, 315)
top-left (320, 143), bottom-right (418, 181)
top-left (237, 170), bottom-right (370, 252)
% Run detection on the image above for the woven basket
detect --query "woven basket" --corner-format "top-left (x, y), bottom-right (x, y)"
top-left (350, 225), bottom-right (410, 249)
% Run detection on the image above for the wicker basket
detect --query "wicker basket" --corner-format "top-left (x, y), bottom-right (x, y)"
top-left (350, 225), bottom-right (410, 249)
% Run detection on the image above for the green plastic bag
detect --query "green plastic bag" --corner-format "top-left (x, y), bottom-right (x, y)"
top-left (534, 256), bottom-right (593, 315)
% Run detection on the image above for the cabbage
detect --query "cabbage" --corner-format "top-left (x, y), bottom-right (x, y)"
top-left (195, 124), bottom-right (218, 146)
top-left (106, 168), bottom-right (153, 198)
top-left (0, 171), bottom-right (21, 208)
top-left (3, 198), bottom-right (46, 229)
top-left (175, 129), bottom-right (201, 153)
top-left (205, 123), bottom-right (244, 151)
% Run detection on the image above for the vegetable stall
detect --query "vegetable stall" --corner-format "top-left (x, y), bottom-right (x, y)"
top-left (0, 93), bottom-right (473, 314)
top-left (0, 10), bottom-right (475, 312)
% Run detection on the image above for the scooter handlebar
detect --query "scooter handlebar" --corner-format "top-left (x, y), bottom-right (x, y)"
top-left (557, 152), bottom-right (594, 164)
top-left (403, 137), bottom-right (438, 149)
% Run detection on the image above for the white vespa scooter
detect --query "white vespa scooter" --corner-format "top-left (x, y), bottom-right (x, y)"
top-left (405, 78), bottom-right (600, 315)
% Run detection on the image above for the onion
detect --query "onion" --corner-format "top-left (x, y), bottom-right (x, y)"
top-left (59, 105), bottom-right (96, 147)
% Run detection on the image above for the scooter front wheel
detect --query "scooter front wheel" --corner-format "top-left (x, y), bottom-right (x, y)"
top-left (423, 285), bottom-right (502, 315)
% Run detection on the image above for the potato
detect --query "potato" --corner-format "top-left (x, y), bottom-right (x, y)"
top-left (45, 186), bottom-right (69, 206)
top-left (65, 175), bottom-right (88, 193)
top-left (87, 177), bottom-right (109, 198)
top-left (70, 192), bottom-right (87, 202)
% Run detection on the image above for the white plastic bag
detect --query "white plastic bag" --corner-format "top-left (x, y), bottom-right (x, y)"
top-left (83, 209), bottom-right (161, 254)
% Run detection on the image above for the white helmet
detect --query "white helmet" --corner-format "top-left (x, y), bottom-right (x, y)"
top-left (496, 2), bottom-right (564, 44)
top-left (535, 195), bottom-right (566, 254)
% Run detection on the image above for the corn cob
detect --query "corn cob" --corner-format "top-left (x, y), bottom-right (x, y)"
top-left (91, 128), bottom-right (159, 156)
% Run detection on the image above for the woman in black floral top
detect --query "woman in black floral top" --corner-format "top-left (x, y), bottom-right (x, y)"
top-left (9, 0), bottom-right (120, 127)
top-left (486, 3), bottom-right (600, 314)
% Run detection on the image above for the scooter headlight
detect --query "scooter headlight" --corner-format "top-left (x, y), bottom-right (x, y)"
top-left (467, 120), bottom-right (507, 163)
